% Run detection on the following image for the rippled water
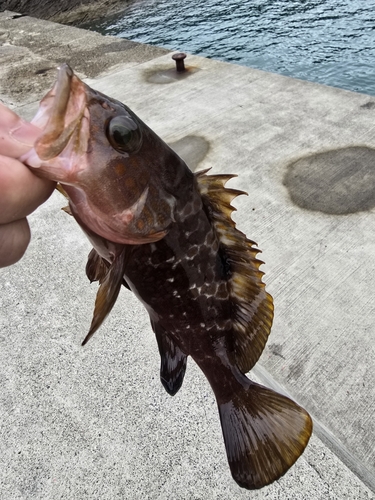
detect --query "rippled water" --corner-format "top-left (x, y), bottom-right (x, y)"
top-left (83, 0), bottom-right (375, 95)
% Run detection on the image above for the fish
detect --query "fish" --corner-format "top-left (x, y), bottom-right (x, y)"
top-left (18, 63), bottom-right (312, 489)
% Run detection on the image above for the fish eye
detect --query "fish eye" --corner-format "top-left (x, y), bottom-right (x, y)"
top-left (107, 115), bottom-right (142, 154)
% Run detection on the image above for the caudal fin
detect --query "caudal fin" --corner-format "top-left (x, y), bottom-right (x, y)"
top-left (218, 381), bottom-right (312, 489)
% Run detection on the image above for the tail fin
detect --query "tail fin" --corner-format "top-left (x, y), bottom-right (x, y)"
top-left (218, 381), bottom-right (312, 490)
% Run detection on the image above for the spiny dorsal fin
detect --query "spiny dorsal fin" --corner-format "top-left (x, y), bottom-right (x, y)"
top-left (196, 171), bottom-right (274, 373)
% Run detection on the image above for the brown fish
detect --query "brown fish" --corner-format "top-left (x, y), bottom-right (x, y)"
top-left (19, 64), bottom-right (312, 489)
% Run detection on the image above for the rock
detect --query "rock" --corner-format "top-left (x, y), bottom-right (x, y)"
top-left (0, 0), bottom-right (127, 25)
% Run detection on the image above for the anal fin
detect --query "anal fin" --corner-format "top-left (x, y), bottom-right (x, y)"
top-left (218, 380), bottom-right (312, 489)
top-left (151, 321), bottom-right (187, 396)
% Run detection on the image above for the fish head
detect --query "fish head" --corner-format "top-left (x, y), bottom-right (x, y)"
top-left (23, 63), bottom-right (189, 245)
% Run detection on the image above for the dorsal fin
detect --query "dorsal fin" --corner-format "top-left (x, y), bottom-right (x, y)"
top-left (196, 171), bottom-right (274, 373)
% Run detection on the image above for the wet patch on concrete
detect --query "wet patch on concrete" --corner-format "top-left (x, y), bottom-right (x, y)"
top-left (283, 147), bottom-right (375, 215)
top-left (168, 135), bottom-right (210, 171)
top-left (144, 66), bottom-right (200, 84)
top-left (360, 101), bottom-right (375, 110)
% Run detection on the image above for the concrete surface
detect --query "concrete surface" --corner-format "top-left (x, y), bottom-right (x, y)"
top-left (0, 10), bottom-right (168, 108)
top-left (1, 11), bottom-right (375, 500)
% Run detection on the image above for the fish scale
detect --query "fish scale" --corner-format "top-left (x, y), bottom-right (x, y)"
top-left (127, 191), bottom-right (227, 334)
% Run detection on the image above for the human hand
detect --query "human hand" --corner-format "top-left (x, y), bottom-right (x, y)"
top-left (0, 103), bottom-right (56, 267)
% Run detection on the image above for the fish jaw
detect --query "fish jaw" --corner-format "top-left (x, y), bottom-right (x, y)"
top-left (21, 64), bottom-right (89, 184)
top-left (34, 64), bottom-right (83, 160)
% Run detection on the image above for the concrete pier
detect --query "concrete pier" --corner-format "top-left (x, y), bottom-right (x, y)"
top-left (0, 10), bottom-right (374, 499)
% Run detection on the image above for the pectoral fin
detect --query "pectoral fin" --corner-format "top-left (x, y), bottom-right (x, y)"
top-left (86, 248), bottom-right (109, 284)
top-left (82, 246), bottom-right (131, 346)
top-left (86, 247), bottom-right (131, 290)
top-left (151, 321), bottom-right (187, 396)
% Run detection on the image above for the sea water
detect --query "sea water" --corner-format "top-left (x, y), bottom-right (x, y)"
top-left (83, 0), bottom-right (375, 95)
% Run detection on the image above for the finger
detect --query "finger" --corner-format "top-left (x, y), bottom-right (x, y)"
top-left (0, 103), bottom-right (41, 158)
top-left (0, 155), bottom-right (55, 224)
top-left (0, 218), bottom-right (31, 268)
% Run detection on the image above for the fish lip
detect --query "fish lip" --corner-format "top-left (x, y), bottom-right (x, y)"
top-left (33, 63), bottom-right (85, 161)
top-left (52, 63), bottom-right (73, 121)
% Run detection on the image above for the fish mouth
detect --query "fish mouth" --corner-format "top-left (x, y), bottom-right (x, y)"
top-left (31, 63), bottom-right (88, 162)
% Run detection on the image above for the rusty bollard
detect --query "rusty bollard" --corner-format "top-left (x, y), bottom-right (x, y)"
top-left (172, 53), bottom-right (187, 72)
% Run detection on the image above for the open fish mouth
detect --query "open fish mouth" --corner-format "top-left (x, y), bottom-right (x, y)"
top-left (31, 63), bottom-right (88, 163)
top-left (20, 64), bottom-right (91, 184)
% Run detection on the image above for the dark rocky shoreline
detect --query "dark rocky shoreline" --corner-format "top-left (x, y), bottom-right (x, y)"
top-left (0, 0), bottom-right (129, 24)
